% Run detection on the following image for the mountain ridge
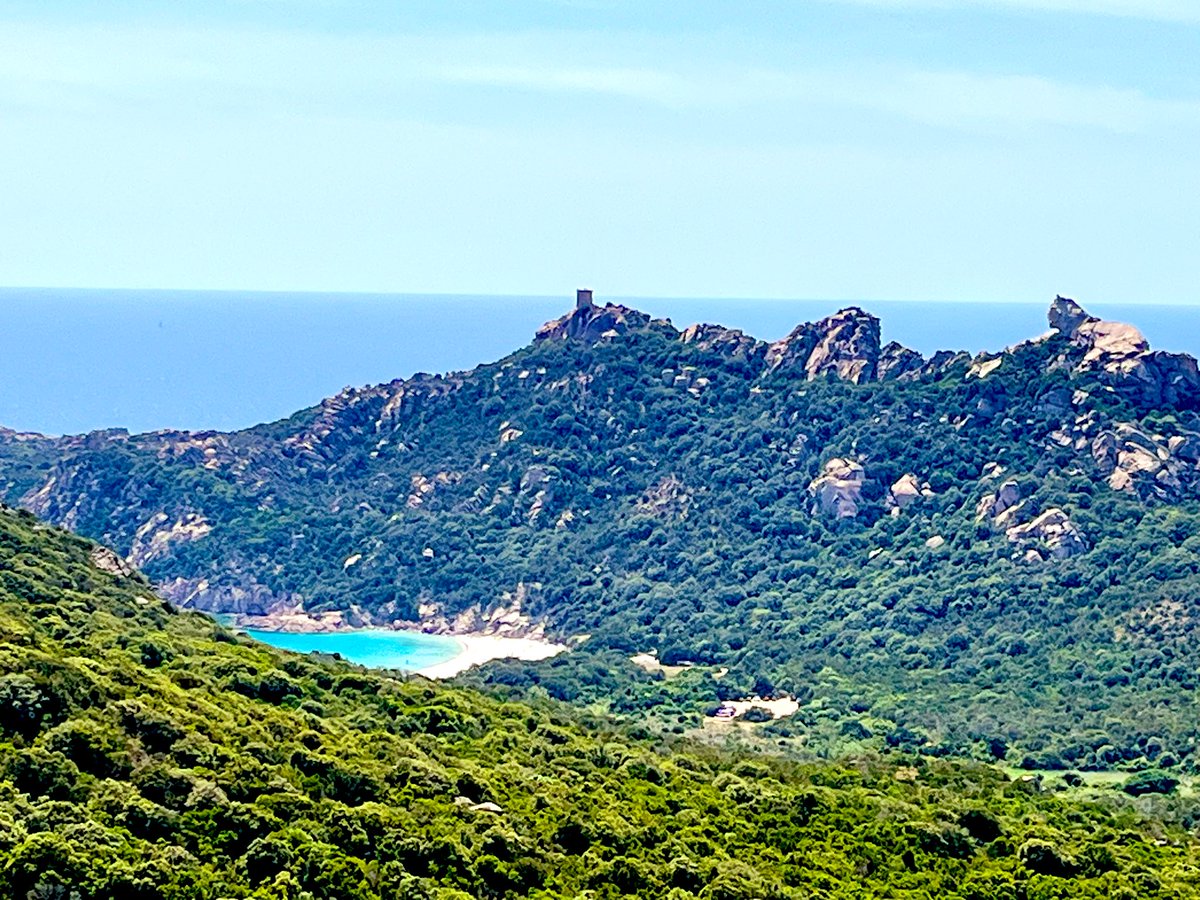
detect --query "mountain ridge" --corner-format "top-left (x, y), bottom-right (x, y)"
top-left (6, 293), bottom-right (1200, 764)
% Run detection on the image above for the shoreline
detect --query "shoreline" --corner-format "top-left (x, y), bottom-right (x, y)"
top-left (415, 633), bottom-right (566, 679)
top-left (232, 616), bottom-right (567, 679)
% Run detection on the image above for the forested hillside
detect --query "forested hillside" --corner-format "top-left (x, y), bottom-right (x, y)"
top-left (5, 504), bottom-right (1200, 899)
top-left (4, 294), bottom-right (1200, 766)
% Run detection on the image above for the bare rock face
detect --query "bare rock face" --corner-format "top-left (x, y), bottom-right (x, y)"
top-left (536, 291), bottom-right (653, 343)
top-left (1091, 423), bottom-right (1200, 501)
top-left (519, 465), bottom-right (555, 522)
top-left (1006, 508), bottom-right (1088, 560)
top-left (892, 350), bottom-right (970, 383)
top-left (159, 576), bottom-right (296, 616)
top-left (967, 356), bottom-right (1003, 380)
top-left (877, 342), bottom-right (925, 381)
top-left (90, 546), bottom-right (136, 578)
top-left (977, 479), bottom-right (1022, 526)
top-left (887, 473), bottom-right (931, 513)
top-left (680, 323), bottom-right (766, 363)
top-left (127, 512), bottom-right (212, 568)
top-left (407, 471), bottom-right (462, 510)
top-left (805, 309), bottom-right (882, 383)
top-left (766, 308), bottom-right (883, 384)
top-left (417, 582), bottom-right (547, 640)
top-left (1049, 295), bottom-right (1148, 362)
top-left (889, 474), bottom-right (922, 510)
top-left (1034, 387), bottom-right (1073, 419)
top-left (1048, 296), bottom-right (1200, 409)
top-left (808, 458), bottom-right (867, 518)
top-left (1047, 295), bottom-right (1092, 337)
top-left (1138, 351), bottom-right (1200, 408)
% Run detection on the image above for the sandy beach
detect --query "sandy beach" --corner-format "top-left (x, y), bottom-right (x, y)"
top-left (417, 634), bottom-right (567, 679)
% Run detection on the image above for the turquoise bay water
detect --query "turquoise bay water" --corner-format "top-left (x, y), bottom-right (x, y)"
top-left (241, 627), bottom-right (462, 672)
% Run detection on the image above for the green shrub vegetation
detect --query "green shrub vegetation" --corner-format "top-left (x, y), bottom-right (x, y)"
top-left (4, 506), bottom-right (1200, 898)
top-left (4, 302), bottom-right (1200, 768)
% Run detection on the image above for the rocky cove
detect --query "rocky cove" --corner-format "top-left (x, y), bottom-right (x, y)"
top-left (239, 624), bottom-right (566, 679)
top-left (24, 291), bottom-right (1197, 624)
top-left (8, 291), bottom-right (1200, 767)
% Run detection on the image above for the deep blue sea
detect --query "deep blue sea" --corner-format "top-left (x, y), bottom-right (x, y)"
top-left (3, 287), bottom-right (1199, 436)
top-left (241, 627), bottom-right (461, 671)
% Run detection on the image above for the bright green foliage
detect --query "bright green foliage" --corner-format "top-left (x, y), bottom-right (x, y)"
top-left (5, 309), bottom-right (1200, 767)
top-left (3, 507), bottom-right (1200, 898)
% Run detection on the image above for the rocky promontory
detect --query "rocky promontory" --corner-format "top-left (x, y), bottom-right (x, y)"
top-left (1049, 295), bottom-right (1200, 408)
top-left (5, 289), bottom-right (1200, 628)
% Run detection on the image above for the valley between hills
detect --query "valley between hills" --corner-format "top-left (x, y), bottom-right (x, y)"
top-left (6, 293), bottom-right (1200, 897)
top-left (5, 293), bottom-right (1200, 765)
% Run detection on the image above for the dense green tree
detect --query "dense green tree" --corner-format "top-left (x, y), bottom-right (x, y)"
top-left (1, 507), bottom-right (1200, 898)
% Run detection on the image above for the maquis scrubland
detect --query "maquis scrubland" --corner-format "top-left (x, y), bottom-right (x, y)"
top-left (4, 502), bottom-right (1200, 898)
top-left (5, 294), bottom-right (1200, 766)
top-left (4, 293), bottom-right (1200, 896)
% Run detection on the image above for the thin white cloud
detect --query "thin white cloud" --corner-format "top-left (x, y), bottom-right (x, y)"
top-left (870, 71), bottom-right (1200, 133)
top-left (437, 60), bottom-right (1200, 134)
top-left (0, 21), bottom-right (1197, 136)
top-left (435, 63), bottom-right (809, 110)
top-left (436, 64), bottom-right (701, 108)
top-left (822, 0), bottom-right (1200, 23)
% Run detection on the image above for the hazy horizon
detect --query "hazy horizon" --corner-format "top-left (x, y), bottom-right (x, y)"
top-left (5, 287), bottom-right (1200, 437)
top-left (2, 2), bottom-right (1197, 303)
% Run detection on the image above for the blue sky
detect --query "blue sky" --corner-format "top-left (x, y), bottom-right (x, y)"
top-left (0, 1), bottom-right (1197, 303)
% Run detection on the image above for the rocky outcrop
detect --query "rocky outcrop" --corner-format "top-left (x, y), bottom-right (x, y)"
top-left (536, 291), bottom-right (653, 343)
top-left (417, 583), bottom-right (548, 640)
top-left (1091, 423), bottom-right (1200, 501)
top-left (967, 356), bottom-right (1003, 380)
top-left (235, 604), bottom-right (373, 633)
top-left (373, 374), bottom-right (465, 435)
top-left (539, 298), bottom-right (932, 387)
top-left (520, 465), bottom-right (554, 522)
top-left (877, 342), bottom-right (925, 381)
top-left (881, 349), bottom-right (970, 384)
top-left (887, 473), bottom-right (932, 513)
top-left (660, 365), bottom-right (713, 397)
top-left (1144, 352), bottom-right (1200, 408)
top-left (1049, 296), bottom-right (1200, 409)
top-left (889, 474), bottom-right (921, 510)
top-left (407, 472), bottom-right (462, 510)
top-left (158, 576), bottom-right (298, 617)
top-left (680, 323), bottom-right (766, 363)
top-left (766, 308), bottom-right (883, 383)
top-left (977, 480), bottom-right (1023, 527)
top-left (1047, 295), bottom-right (1092, 336)
top-left (809, 458), bottom-right (866, 518)
top-left (914, 350), bottom-right (971, 380)
top-left (636, 474), bottom-right (693, 520)
top-left (1050, 296), bottom-right (1147, 361)
top-left (128, 512), bottom-right (212, 567)
top-left (1005, 508), bottom-right (1088, 561)
top-left (90, 546), bottom-right (136, 578)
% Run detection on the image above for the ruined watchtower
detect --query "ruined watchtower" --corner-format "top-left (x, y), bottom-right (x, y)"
top-left (576, 289), bottom-right (595, 312)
